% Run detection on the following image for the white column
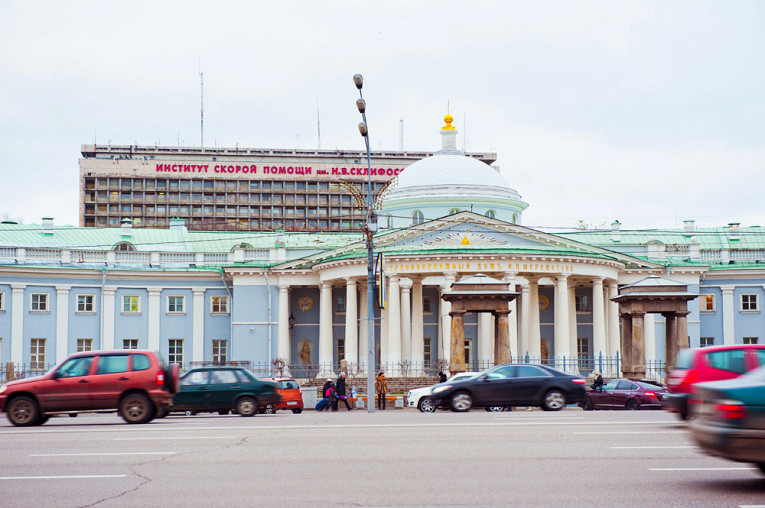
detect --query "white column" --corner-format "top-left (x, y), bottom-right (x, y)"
top-left (358, 287), bottom-right (369, 374)
top-left (644, 313), bottom-right (656, 363)
top-left (55, 286), bottom-right (71, 365)
top-left (400, 279), bottom-right (412, 365)
top-left (554, 275), bottom-right (570, 364)
top-left (387, 275), bottom-right (401, 374)
top-left (277, 284), bottom-right (290, 362)
top-left (192, 289), bottom-right (205, 362)
top-left (147, 288), bottom-right (161, 352)
top-left (528, 278), bottom-right (541, 359)
top-left (344, 278), bottom-right (358, 365)
top-left (607, 281), bottom-right (620, 356)
top-left (319, 282), bottom-right (333, 373)
top-left (519, 282), bottom-right (530, 359)
top-left (411, 278), bottom-right (424, 374)
top-left (102, 287), bottom-right (116, 350)
top-left (504, 271), bottom-right (518, 360)
top-left (440, 273), bottom-right (456, 370)
top-left (568, 285), bottom-right (578, 361)
top-left (478, 313), bottom-right (494, 367)
top-left (11, 284), bottom-right (25, 364)
top-left (722, 285), bottom-right (735, 345)
top-left (592, 278), bottom-right (606, 359)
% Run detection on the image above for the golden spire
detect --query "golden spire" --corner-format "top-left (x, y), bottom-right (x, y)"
top-left (442, 100), bottom-right (456, 130)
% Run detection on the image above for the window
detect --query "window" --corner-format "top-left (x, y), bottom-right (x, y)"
top-left (0, 291), bottom-right (4, 311)
top-left (183, 371), bottom-right (209, 385)
top-left (57, 356), bottom-right (93, 378)
top-left (448, 208), bottom-right (461, 215)
top-left (700, 337), bottom-right (715, 347)
top-left (96, 355), bottom-right (129, 374)
top-left (167, 295), bottom-right (185, 314)
top-left (743, 337), bottom-right (759, 345)
top-left (210, 370), bottom-right (238, 384)
top-left (31, 293), bottom-right (49, 312)
top-left (485, 210), bottom-right (496, 219)
top-left (741, 293), bottom-right (759, 312)
top-left (411, 210), bottom-right (424, 226)
top-left (122, 295), bottom-right (140, 313)
top-left (168, 339), bottom-right (184, 366)
top-left (113, 242), bottom-right (136, 252)
top-left (616, 380), bottom-right (638, 391)
top-left (211, 295), bottom-right (229, 314)
top-left (31, 338), bottom-right (46, 370)
top-left (700, 294), bottom-right (715, 312)
top-left (132, 354), bottom-right (150, 371)
top-left (515, 365), bottom-right (551, 378)
top-left (337, 338), bottom-right (345, 361)
top-left (706, 349), bottom-right (747, 374)
top-left (423, 337), bottom-right (431, 365)
top-left (77, 294), bottom-right (95, 313)
top-left (575, 295), bottom-right (589, 312)
top-left (423, 296), bottom-right (432, 314)
top-left (77, 338), bottom-right (93, 352)
top-left (336, 295), bottom-right (346, 313)
top-left (123, 339), bottom-right (139, 349)
top-left (212, 339), bottom-right (228, 364)
top-left (577, 337), bottom-right (590, 361)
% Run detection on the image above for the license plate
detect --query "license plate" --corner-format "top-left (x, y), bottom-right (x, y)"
top-left (286, 401), bottom-right (297, 405)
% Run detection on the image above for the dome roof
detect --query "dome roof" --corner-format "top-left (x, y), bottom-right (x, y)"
top-left (395, 153), bottom-right (514, 190)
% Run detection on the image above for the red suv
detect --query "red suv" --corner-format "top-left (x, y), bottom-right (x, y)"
top-left (0, 350), bottom-right (179, 426)
top-left (663, 344), bottom-right (765, 420)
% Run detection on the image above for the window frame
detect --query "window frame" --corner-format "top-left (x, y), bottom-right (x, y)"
top-left (741, 293), bottom-right (759, 312)
top-left (30, 338), bottom-right (46, 370)
top-left (76, 294), bottom-right (95, 314)
top-left (411, 210), bottom-right (424, 225)
top-left (575, 295), bottom-right (589, 313)
top-left (743, 337), bottom-right (759, 345)
top-left (122, 295), bottom-right (140, 314)
top-left (700, 337), bottom-right (715, 347)
top-left (77, 338), bottom-right (93, 352)
top-left (167, 295), bottom-right (185, 314)
top-left (700, 293), bottom-right (715, 313)
top-left (212, 339), bottom-right (228, 365)
top-left (0, 291), bottom-right (5, 312)
top-left (168, 338), bottom-right (184, 367)
top-left (31, 293), bottom-right (49, 312)
top-left (123, 339), bottom-right (139, 350)
top-left (211, 295), bottom-right (229, 314)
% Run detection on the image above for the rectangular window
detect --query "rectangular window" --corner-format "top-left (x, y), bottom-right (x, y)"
top-left (31, 338), bottom-right (46, 370)
top-left (743, 337), bottom-right (759, 345)
top-left (167, 295), bottom-right (185, 314)
top-left (423, 296), bottom-right (432, 314)
top-left (122, 295), bottom-right (140, 313)
top-left (575, 295), bottom-right (589, 312)
top-left (700, 294), bottom-right (715, 312)
top-left (168, 339), bottom-right (184, 366)
top-left (577, 337), bottom-right (590, 370)
top-left (337, 338), bottom-right (345, 361)
top-left (211, 295), bottom-right (229, 314)
top-left (212, 339), bottom-right (228, 364)
top-left (77, 338), bottom-right (93, 352)
top-left (31, 293), bottom-right (49, 312)
top-left (741, 293), bottom-right (759, 312)
top-left (700, 337), bottom-right (715, 347)
top-left (123, 339), bottom-right (139, 349)
top-left (0, 291), bottom-right (4, 311)
top-left (423, 337), bottom-right (432, 365)
top-left (77, 294), bottom-right (95, 313)
top-left (336, 295), bottom-right (346, 313)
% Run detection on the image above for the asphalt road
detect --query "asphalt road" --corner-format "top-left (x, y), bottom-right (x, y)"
top-left (0, 407), bottom-right (763, 507)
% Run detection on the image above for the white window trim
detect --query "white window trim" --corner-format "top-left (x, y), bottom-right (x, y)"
top-left (122, 295), bottom-right (141, 314)
top-left (76, 294), bottom-right (96, 314)
top-left (123, 339), bottom-right (140, 350)
top-left (210, 295), bottom-right (229, 315)
top-left (743, 337), bottom-right (759, 345)
top-left (30, 293), bottom-right (49, 313)
top-left (0, 291), bottom-right (5, 312)
top-left (740, 293), bottom-right (759, 313)
top-left (166, 295), bottom-right (186, 315)
top-left (77, 338), bottom-right (93, 352)
top-left (700, 293), bottom-right (716, 313)
top-left (700, 337), bottom-right (715, 347)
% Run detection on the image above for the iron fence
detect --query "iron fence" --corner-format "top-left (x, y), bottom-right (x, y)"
top-left (2, 363), bottom-right (54, 383)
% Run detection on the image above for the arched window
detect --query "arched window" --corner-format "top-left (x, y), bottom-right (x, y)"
top-left (386, 214), bottom-right (393, 228)
top-left (512, 213), bottom-right (519, 224)
top-left (485, 210), bottom-right (496, 219)
top-left (448, 208), bottom-right (461, 215)
top-left (411, 210), bottom-right (424, 225)
top-left (113, 242), bottom-right (135, 252)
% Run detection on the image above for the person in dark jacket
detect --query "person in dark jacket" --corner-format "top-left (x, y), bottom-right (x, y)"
top-left (335, 372), bottom-right (352, 411)
top-left (326, 381), bottom-right (338, 412)
top-left (592, 372), bottom-right (604, 391)
top-left (438, 371), bottom-right (447, 383)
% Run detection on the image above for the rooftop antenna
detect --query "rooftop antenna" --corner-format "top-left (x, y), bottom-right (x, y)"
top-left (200, 66), bottom-right (204, 147)
top-left (463, 111), bottom-right (467, 151)
top-left (399, 119), bottom-right (404, 151)
top-left (316, 98), bottom-right (321, 150)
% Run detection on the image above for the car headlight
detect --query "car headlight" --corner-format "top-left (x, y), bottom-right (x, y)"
top-left (0, 385), bottom-right (6, 394)
top-left (432, 385), bottom-right (452, 394)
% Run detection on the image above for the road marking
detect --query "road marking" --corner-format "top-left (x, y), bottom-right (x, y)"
top-left (29, 452), bottom-right (176, 457)
top-left (611, 446), bottom-right (695, 449)
top-left (0, 475), bottom-right (127, 480)
top-left (114, 436), bottom-right (233, 441)
top-left (575, 430), bottom-right (685, 435)
top-left (650, 467), bottom-right (757, 471)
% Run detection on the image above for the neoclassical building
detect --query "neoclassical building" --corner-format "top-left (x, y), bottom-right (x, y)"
top-left (1, 117), bottom-right (764, 379)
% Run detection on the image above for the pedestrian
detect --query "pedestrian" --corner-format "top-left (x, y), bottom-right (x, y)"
top-left (326, 381), bottom-right (338, 412)
top-left (335, 372), bottom-right (352, 411)
top-left (438, 371), bottom-right (447, 383)
top-left (592, 372), bottom-right (604, 391)
top-left (375, 371), bottom-right (388, 410)
top-left (321, 378), bottom-right (332, 399)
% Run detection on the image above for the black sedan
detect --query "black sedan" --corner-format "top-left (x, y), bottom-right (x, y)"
top-left (580, 378), bottom-right (668, 411)
top-left (169, 367), bottom-right (280, 417)
top-left (429, 364), bottom-right (587, 412)
top-left (689, 366), bottom-right (765, 474)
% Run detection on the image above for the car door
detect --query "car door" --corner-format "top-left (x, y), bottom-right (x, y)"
top-left (609, 380), bottom-right (639, 408)
top-left (36, 356), bottom-right (95, 411)
top-left (206, 369), bottom-right (242, 410)
top-left (89, 354), bottom-right (131, 409)
top-left (173, 370), bottom-right (212, 411)
top-left (509, 365), bottom-right (553, 405)
top-left (590, 379), bottom-right (619, 409)
top-left (472, 365), bottom-right (515, 405)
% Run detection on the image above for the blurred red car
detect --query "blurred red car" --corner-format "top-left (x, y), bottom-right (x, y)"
top-left (580, 378), bottom-right (667, 411)
top-left (260, 378), bottom-right (303, 414)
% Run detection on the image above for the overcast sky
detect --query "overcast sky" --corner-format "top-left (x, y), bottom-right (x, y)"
top-left (1, 1), bottom-right (763, 231)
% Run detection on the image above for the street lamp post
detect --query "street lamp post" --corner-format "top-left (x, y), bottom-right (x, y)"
top-left (354, 73), bottom-right (377, 413)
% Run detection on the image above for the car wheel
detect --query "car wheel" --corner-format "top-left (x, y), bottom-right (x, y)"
top-left (756, 463), bottom-right (765, 475)
top-left (218, 409), bottom-right (230, 415)
top-left (679, 410), bottom-right (689, 421)
top-left (485, 406), bottom-right (505, 412)
top-left (236, 396), bottom-right (257, 417)
top-left (542, 390), bottom-right (566, 411)
top-left (120, 393), bottom-right (154, 424)
top-left (291, 408), bottom-right (303, 414)
top-left (7, 396), bottom-right (40, 427)
top-left (580, 397), bottom-right (593, 411)
top-left (264, 404), bottom-right (276, 414)
top-left (450, 391), bottom-right (473, 412)
top-left (155, 406), bottom-right (169, 419)
top-left (418, 397), bottom-right (436, 413)
top-left (35, 415), bottom-right (50, 425)
top-left (626, 399), bottom-right (640, 411)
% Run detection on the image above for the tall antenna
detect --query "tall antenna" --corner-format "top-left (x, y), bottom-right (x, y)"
top-left (316, 99), bottom-right (321, 150)
top-left (399, 119), bottom-right (404, 151)
top-left (463, 111), bottom-right (466, 151)
top-left (200, 70), bottom-right (204, 147)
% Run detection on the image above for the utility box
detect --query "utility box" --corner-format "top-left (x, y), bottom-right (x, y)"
top-left (301, 387), bottom-right (318, 409)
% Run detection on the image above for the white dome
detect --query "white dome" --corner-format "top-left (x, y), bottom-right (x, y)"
top-left (395, 153), bottom-right (513, 190)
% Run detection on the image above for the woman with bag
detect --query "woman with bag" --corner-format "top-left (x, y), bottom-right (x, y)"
top-left (375, 371), bottom-right (388, 410)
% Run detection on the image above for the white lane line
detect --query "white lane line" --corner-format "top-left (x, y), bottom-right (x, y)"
top-left (0, 475), bottom-right (127, 480)
top-left (29, 452), bottom-right (176, 457)
top-left (611, 446), bottom-right (695, 449)
top-left (650, 467), bottom-right (757, 471)
top-left (740, 505), bottom-right (765, 508)
top-left (114, 436), bottom-right (233, 441)
top-left (575, 431), bottom-right (684, 435)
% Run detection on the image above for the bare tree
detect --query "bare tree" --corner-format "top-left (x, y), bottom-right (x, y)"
top-left (398, 359), bottom-right (412, 392)
top-left (432, 358), bottom-right (448, 379)
top-left (271, 357), bottom-right (287, 377)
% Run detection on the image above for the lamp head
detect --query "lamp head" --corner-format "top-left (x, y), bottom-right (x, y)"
top-left (353, 74), bottom-right (363, 90)
top-left (356, 98), bottom-right (366, 114)
top-left (358, 122), bottom-right (368, 137)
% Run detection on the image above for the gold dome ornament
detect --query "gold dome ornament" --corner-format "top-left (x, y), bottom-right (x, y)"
top-left (442, 113), bottom-right (456, 130)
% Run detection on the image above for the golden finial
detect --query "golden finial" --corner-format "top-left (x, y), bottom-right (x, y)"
top-left (442, 113), bottom-right (455, 130)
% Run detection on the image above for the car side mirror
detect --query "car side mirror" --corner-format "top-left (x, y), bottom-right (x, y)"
top-left (52, 371), bottom-right (63, 380)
